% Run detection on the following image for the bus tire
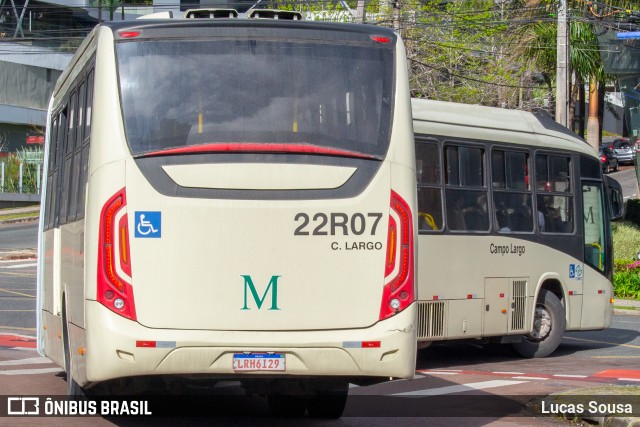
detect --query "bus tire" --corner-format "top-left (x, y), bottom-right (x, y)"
top-left (307, 382), bottom-right (348, 419)
top-left (512, 289), bottom-right (565, 358)
top-left (267, 394), bottom-right (307, 417)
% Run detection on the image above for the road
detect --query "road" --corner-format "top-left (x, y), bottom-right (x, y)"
top-left (610, 165), bottom-right (638, 200)
top-left (0, 220), bottom-right (639, 425)
top-left (0, 221), bottom-right (37, 252)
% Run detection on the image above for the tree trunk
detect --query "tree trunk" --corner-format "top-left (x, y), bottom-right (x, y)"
top-left (578, 77), bottom-right (585, 138)
top-left (586, 76), bottom-right (600, 151)
top-left (569, 73), bottom-right (577, 132)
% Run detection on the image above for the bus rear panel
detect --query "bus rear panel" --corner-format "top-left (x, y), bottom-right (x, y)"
top-left (38, 19), bottom-right (417, 402)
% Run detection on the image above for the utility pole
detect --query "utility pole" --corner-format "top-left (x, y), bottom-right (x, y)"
top-left (555, 0), bottom-right (569, 127)
top-left (393, 0), bottom-right (400, 33)
top-left (356, 0), bottom-right (366, 23)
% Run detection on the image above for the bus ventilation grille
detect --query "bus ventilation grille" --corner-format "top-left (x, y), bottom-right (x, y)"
top-left (510, 279), bottom-right (527, 332)
top-left (417, 301), bottom-right (446, 339)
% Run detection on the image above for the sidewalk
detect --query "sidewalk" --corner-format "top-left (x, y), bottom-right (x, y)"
top-left (613, 298), bottom-right (640, 316)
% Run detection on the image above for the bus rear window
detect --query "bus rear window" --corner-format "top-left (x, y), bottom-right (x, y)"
top-left (116, 39), bottom-right (394, 157)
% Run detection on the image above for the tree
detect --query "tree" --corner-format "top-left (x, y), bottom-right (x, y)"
top-left (517, 5), bottom-right (608, 148)
top-left (403, 0), bottom-right (533, 106)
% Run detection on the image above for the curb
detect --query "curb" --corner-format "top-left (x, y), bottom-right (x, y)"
top-left (613, 299), bottom-right (640, 316)
top-left (539, 386), bottom-right (640, 427)
top-left (0, 216), bottom-right (39, 225)
top-left (614, 309), bottom-right (640, 316)
top-left (0, 249), bottom-right (37, 260)
top-left (581, 416), bottom-right (640, 426)
top-left (0, 206), bottom-right (40, 225)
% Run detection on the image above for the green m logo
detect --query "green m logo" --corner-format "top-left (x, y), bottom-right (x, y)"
top-left (241, 275), bottom-right (281, 310)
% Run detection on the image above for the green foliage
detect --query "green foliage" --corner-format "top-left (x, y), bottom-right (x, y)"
top-left (405, 0), bottom-right (527, 106)
top-left (613, 220), bottom-right (640, 300)
top-left (0, 149), bottom-right (43, 194)
top-left (612, 221), bottom-right (640, 260)
top-left (613, 268), bottom-right (640, 300)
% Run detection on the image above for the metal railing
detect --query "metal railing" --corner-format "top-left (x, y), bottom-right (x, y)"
top-left (0, 149), bottom-right (43, 195)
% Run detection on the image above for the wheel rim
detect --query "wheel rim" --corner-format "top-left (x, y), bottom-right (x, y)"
top-left (528, 304), bottom-right (552, 341)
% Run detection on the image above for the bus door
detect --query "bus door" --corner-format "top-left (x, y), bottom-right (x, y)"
top-left (581, 181), bottom-right (610, 329)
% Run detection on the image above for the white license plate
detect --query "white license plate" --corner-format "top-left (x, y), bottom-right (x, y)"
top-left (233, 353), bottom-right (285, 371)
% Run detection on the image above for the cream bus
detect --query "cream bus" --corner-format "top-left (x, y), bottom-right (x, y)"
top-left (36, 11), bottom-right (417, 417)
top-left (412, 98), bottom-right (623, 358)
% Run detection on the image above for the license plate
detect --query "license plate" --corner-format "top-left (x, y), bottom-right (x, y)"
top-left (233, 353), bottom-right (285, 371)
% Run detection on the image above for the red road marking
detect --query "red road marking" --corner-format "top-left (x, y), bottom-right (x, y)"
top-left (593, 369), bottom-right (640, 379)
top-left (0, 334), bottom-right (36, 348)
top-left (419, 368), bottom-right (640, 383)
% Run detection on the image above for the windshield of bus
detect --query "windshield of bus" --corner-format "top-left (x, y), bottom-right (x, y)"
top-left (116, 38), bottom-right (394, 158)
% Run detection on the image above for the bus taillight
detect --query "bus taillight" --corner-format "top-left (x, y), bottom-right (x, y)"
top-left (380, 191), bottom-right (414, 320)
top-left (97, 188), bottom-right (137, 320)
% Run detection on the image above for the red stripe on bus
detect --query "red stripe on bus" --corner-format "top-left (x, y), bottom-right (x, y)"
top-left (142, 143), bottom-right (378, 160)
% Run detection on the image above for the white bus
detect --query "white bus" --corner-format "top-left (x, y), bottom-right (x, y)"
top-left (36, 11), bottom-right (417, 417)
top-left (412, 98), bottom-right (623, 358)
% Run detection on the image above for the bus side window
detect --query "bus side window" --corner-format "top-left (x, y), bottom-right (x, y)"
top-left (535, 154), bottom-right (574, 233)
top-left (416, 140), bottom-right (443, 231)
top-left (444, 144), bottom-right (488, 232)
top-left (492, 149), bottom-right (533, 233)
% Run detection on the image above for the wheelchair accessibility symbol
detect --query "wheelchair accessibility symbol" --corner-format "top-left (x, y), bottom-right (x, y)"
top-left (135, 212), bottom-right (161, 238)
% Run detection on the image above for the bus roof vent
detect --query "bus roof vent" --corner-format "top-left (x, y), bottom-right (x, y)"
top-left (247, 9), bottom-right (303, 20)
top-left (137, 11), bottom-right (174, 19)
top-left (185, 8), bottom-right (239, 19)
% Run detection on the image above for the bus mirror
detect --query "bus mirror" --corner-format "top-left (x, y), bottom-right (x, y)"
top-left (604, 175), bottom-right (624, 221)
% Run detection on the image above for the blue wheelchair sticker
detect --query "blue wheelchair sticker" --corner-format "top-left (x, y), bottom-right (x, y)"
top-left (569, 264), bottom-right (583, 280)
top-left (135, 212), bottom-right (161, 238)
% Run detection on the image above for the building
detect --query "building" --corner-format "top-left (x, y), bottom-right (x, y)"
top-left (0, 0), bottom-right (97, 153)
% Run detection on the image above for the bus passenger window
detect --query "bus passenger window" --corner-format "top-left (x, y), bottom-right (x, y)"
top-left (418, 188), bottom-right (442, 231)
top-left (535, 154), bottom-right (574, 233)
top-left (446, 189), bottom-right (489, 231)
top-left (536, 154), bottom-right (571, 192)
top-left (492, 149), bottom-right (532, 233)
top-left (537, 195), bottom-right (573, 233)
top-left (416, 140), bottom-right (443, 231)
top-left (444, 144), bottom-right (488, 232)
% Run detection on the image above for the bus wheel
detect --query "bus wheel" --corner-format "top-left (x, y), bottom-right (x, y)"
top-left (512, 289), bottom-right (565, 358)
top-left (267, 394), bottom-right (307, 417)
top-left (307, 382), bottom-right (349, 419)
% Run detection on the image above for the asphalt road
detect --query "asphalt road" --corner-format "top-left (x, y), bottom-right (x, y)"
top-left (0, 221), bottom-right (37, 252)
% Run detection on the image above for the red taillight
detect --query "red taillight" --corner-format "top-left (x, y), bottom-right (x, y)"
top-left (119, 31), bottom-right (140, 38)
top-left (371, 35), bottom-right (392, 44)
top-left (380, 191), bottom-right (414, 320)
top-left (601, 155), bottom-right (607, 163)
top-left (97, 188), bottom-right (137, 320)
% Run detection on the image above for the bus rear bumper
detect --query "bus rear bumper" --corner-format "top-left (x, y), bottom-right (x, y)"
top-left (84, 301), bottom-right (417, 384)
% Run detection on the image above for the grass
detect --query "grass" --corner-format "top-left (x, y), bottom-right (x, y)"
top-left (0, 208), bottom-right (39, 222)
top-left (612, 305), bottom-right (636, 311)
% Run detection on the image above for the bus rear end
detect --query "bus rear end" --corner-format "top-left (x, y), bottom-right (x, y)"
top-left (83, 20), bottom-right (416, 412)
